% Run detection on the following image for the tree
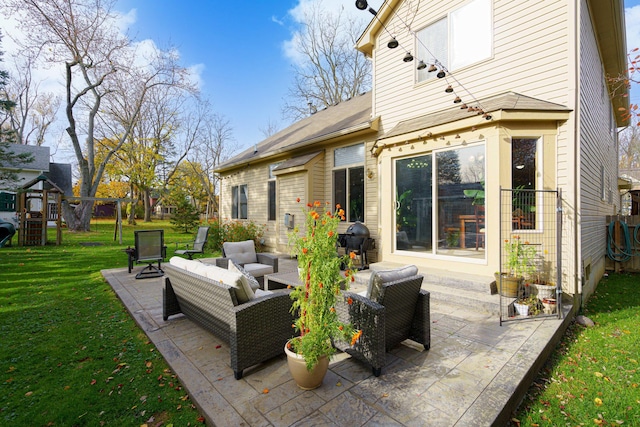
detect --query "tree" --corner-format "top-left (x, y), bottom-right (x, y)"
top-left (282, 3), bottom-right (371, 120)
top-left (619, 115), bottom-right (640, 169)
top-left (0, 31), bottom-right (33, 189)
top-left (2, 0), bottom-right (191, 231)
top-left (1, 52), bottom-right (60, 146)
top-left (170, 191), bottom-right (200, 233)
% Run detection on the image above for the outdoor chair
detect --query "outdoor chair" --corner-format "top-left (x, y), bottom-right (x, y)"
top-left (174, 226), bottom-right (210, 259)
top-left (335, 265), bottom-right (430, 376)
top-left (215, 240), bottom-right (278, 289)
top-left (128, 229), bottom-right (167, 279)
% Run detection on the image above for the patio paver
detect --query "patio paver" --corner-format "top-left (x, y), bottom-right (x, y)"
top-left (101, 258), bottom-right (573, 427)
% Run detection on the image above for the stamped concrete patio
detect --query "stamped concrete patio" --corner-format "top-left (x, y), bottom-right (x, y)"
top-left (102, 257), bottom-right (573, 427)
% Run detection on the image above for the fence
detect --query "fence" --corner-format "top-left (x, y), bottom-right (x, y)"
top-left (499, 188), bottom-right (563, 324)
top-left (605, 215), bottom-right (640, 272)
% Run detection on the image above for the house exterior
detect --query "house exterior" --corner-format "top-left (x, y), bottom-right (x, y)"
top-left (215, 0), bottom-right (627, 308)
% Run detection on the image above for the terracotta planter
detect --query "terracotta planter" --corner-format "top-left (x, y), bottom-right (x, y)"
top-left (284, 341), bottom-right (329, 390)
top-left (494, 273), bottom-right (521, 298)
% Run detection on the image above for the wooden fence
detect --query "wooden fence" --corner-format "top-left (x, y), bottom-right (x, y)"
top-left (605, 215), bottom-right (640, 272)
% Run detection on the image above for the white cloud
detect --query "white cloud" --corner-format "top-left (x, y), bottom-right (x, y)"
top-left (282, 0), bottom-right (383, 66)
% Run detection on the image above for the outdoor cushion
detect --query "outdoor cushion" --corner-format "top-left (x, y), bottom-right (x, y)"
top-left (169, 256), bottom-right (193, 270)
top-left (228, 260), bottom-right (260, 293)
top-left (222, 240), bottom-right (258, 264)
top-left (169, 257), bottom-right (251, 304)
top-left (366, 265), bottom-right (419, 303)
top-left (241, 263), bottom-right (274, 281)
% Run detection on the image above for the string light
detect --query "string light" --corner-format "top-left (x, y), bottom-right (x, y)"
top-left (354, 0), bottom-right (492, 121)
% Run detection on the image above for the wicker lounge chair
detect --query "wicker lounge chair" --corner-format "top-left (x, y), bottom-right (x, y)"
top-left (215, 240), bottom-right (278, 289)
top-left (335, 267), bottom-right (430, 376)
top-left (174, 226), bottom-right (209, 259)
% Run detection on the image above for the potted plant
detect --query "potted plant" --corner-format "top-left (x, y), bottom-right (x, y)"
top-left (495, 236), bottom-right (537, 297)
top-left (513, 291), bottom-right (542, 317)
top-left (286, 200), bottom-right (361, 389)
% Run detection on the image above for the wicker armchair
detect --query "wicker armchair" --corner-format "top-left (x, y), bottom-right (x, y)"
top-left (335, 273), bottom-right (430, 376)
top-left (215, 240), bottom-right (278, 289)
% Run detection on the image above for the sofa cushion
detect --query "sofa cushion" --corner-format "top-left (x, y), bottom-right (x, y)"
top-left (366, 265), bottom-right (419, 303)
top-left (169, 256), bottom-right (194, 270)
top-left (223, 240), bottom-right (258, 264)
top-left (228, 260), bottom-right (260, 293)
top-left (242, 263), bottom-right (274, 279)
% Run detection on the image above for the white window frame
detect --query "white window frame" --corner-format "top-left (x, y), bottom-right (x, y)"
top-left (417, 0), bottom-right (492, 82)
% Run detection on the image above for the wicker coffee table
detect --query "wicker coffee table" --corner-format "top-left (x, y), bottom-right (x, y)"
top-left (264, 270), bottom-right (302, 291)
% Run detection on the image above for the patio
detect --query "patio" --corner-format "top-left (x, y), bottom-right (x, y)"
top-left (102, 257), bottom-right (573, 426)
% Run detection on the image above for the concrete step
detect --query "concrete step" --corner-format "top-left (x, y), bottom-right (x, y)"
top-left (423, 281), bottom-right (502, 316)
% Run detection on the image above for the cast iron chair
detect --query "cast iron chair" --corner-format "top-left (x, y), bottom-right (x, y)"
top-left (128, 229), bottom-right (166, 279)
top-left (175, 226), bottom-right (210, 259)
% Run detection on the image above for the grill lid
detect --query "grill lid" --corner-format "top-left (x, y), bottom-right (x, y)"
top-left (345, 221), bottom-right (370, 238)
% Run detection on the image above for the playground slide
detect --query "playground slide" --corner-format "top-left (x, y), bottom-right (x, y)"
top-left (0, 219), bottom-right (16, 247)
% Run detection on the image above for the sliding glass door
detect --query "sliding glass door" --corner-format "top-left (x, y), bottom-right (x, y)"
top-left (394, 143), bottom-right (485, 258)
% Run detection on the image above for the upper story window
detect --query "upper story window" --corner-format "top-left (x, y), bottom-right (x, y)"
top-left (417, 0), bottom-right (492, 83)
top-left (232, 184), bottom-right (248, 219)
top-left (333, 143), bottom-right (365, 222)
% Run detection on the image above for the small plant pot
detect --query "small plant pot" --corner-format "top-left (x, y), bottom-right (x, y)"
top-left (542, 298), bottom-right (557, 314)
top-left (534, 284), bottom-right (555, 301)
top-left (514, 302), bottom-right (529, 316)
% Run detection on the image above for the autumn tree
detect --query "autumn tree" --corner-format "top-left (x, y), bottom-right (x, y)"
top-left (2, 0), bottom-right (191, 231)
top-left (188, 106), bottom-right (236, 219)
top-left (282, 2), bottom-right (371, 120)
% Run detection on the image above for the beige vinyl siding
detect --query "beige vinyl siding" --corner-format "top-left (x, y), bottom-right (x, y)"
top-left (577, 0), bottom-right (618, 300)
top-left (373, 0), bottom-right (570, 133)
top-left (277, 171), bottom-right (306, 251)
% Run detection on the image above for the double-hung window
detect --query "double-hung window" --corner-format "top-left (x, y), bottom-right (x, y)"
top-left (333, 143), bottom-right (365, 222)
top-left (231, 184), bottom-right (248, 219)
top-left (417, 0), bottom-right (492, 83)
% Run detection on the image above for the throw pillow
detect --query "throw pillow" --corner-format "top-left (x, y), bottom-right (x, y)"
top-left (228, 260), bottom-right (258, 300)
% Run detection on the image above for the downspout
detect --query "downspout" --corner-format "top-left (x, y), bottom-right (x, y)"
top-left (573, 0), bottom-right (582, 311)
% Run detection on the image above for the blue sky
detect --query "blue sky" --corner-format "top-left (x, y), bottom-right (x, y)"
top-left (112, 0), bottom-right (382, 156)
top-left (3, 0), bottom-right (639, 161)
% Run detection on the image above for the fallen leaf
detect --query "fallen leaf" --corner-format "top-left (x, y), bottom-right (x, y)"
top-left (594, 372), bottom-right (604, 378)
top-left (262, 388), bottom-right (269, 394)
top-left (90, 379), bottom-right (97, 385)
top-left (594, 397), bottom-right (603, 406)
top-left (25, 391), bottom-right (33, 397)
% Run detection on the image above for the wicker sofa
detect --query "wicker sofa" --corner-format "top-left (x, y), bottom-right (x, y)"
top-left (335, 265), bottom-right (430, 376)
top-left (162, 258), bottom-right (294, 380)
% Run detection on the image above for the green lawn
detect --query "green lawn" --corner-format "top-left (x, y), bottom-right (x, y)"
top-left (511, 272), bottom-right (640, 426)
top-left (0, 220), bottom-right (217, 426)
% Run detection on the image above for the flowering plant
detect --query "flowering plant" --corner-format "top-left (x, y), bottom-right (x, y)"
top-left (287, 199), bottom-right (360, 371)
top-left (504, 236), bottom-right (537, 278)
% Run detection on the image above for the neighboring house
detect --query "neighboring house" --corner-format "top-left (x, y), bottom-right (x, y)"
top-left (215, 0), bottom-right (627, 308)
top-left (0, 144), bottom-right (72, 225)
